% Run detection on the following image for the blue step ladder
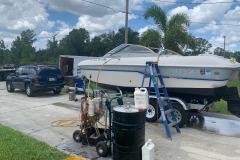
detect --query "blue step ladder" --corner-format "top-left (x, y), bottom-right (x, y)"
top-left (141, 61), bottom-right (181, 140)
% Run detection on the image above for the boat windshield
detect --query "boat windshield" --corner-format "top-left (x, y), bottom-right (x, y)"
top-left (158, 49), bottom-right (181, 56)
top-left (108, 44), bottom-right (154, 54)
top-left (106, 44), bottom-right (182, 57)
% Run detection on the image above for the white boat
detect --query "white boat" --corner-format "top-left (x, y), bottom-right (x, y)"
top-left (78, 44), bottom-right (240, 118)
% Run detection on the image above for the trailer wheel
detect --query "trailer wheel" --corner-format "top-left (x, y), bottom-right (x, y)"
top-left (146, 99), bottom-right (161, 122)
top-left (96, 141), bottom-right (108, 157)
top-left (6, 81), bottom-right (15, 92)
top-left (165, 103), bottom-right (187, 128)
top-left (73, 130), bottom-right (82, 143)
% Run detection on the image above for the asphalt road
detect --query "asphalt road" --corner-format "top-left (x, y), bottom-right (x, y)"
top-left (0, 81), bottom-right (240, 160)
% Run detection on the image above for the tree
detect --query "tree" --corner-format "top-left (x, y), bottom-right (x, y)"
top-left (113, 27), bottom-right (140, 46)
top-left (144, 5), bottom-right (190, 53)
top-left (10, 29), bottom-right (37, 65)
top-left (86, 31), bottom-right (115, 57)
top-left (214, 47), bottom-right (233, 58)
top-left (232, 51), bottom-right (240, 63)
top-left (0, 39), bottom-right (6, 65)
top-left (140, 29), bottom-right (161, 48)
top-left (184, 36), bottom-right (212, 56)
top-left (59, 28), bottom-right (90, 56)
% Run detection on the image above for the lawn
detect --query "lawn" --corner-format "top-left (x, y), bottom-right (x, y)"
top-left (0, 124), bottom-right (70, 160)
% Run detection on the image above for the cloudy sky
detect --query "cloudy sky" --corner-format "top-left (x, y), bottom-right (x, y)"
top-left (0, 0), bottom-right (240, 52)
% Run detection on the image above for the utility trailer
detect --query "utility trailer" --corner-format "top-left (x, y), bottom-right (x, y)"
top-left (59, 55), bottom-right (98, 87)
top-left (0, 64), bottom-right (16, 81)
top-left (59, 55), bottom-right (92, 78)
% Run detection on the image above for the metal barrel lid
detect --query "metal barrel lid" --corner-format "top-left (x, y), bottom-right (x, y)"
top-left (113, 105), bottom-right (144, 113)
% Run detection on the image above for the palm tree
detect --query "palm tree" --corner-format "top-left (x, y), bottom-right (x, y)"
top-left (144, 5), bottom-right (190, 53)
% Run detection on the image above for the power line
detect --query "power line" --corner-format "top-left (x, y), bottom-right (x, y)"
top-left (82, 0), bottom-right (240, 27)
top-left (82, 0), bottom-right (123, 13)
top-left (191, 21), bottom-right (240, 26)
top-left (154, 0), bottom-right (240, 4)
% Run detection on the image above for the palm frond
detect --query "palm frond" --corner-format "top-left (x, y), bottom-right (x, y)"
top-left (144, 5), bottom-right (167, 33)
top-left (168, 13), bottom-right (190, 29)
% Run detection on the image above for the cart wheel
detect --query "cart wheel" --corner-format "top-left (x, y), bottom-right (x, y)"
top-left (96, 141), bottom-right (108, 157)
top-left (73, 130), bottom-right (82, 143)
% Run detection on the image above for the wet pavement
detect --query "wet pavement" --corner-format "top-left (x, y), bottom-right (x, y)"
top-left (186, 113), bottom-right (240, 138)
top-left (57, 139), bottom-right (112, 160)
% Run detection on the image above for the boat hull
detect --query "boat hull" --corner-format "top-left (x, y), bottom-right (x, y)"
top-left (80, 65), bottom-right (234, 89)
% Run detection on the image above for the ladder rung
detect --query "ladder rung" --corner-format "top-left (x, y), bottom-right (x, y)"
top-left (144, 73), bottom-right (161, 78)
top-left (159, 85), bottom-right (165, 88)
top-left (164, 109), bottom-right (173, 114)
top-left (154, 73), bottom-right (161, 76)
top-left (168, 121), bottom-right (177, 127)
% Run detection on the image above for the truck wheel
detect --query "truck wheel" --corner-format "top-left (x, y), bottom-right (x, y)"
top-left (6, 81), bottom-right (15, 92)
top-left (165, 103), bottom-right (187, 128)
top-left (25, 84), bottom-right (35, 97)
top-left (96, 141), bottom-right (108, 157)
top-left (146, 99), bottom-right (161, 122)
top-left (53, 90), bottom-right (61, 94)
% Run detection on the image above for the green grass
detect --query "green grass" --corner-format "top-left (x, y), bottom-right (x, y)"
top-left (61, 87), bottom-right (67, 93)
top-left (0, 124), bottom-right (70, 160)
top-left (210, 77), bottom-right (240, 115)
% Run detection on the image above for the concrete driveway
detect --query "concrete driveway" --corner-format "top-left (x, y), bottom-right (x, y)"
top-left (0, 82), bottom-right (240, 160)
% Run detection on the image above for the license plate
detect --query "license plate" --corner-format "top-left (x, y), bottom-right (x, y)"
top-left (49, 78), bottom-right (56, 81)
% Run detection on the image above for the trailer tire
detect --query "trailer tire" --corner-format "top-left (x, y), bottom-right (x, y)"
top-left (6, 81), bottom-right (15, 92)
top-left (96, 141), bottom-right (108, 157)
top-left (165, 103), bottom-right (187, 128)
top-left (73, 130), bottom-right (82, 143)
top-left (146, 99), bottom-right (161, 122)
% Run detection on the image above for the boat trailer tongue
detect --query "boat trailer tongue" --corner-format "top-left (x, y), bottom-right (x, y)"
top-left (223, 87), bottom-right (240, 118)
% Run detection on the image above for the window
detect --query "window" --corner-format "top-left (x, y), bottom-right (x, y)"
top-left (16, 67), bottom-right (23, 75)
top-left (28, 67), bottom-right (37, 75)
top-left (119, 45), bottom-right (152, 53)
top-left (22, 67), bottom-right (29, 75)
top-left (39, 66), bottom-right (62, 75)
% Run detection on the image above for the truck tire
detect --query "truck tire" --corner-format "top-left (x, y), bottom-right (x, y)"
top-left (146, 99), bottom-right (161, 122)
top-left (0, 74), bottom-right (2, 81)
top-left (25, 84), bottom-right (35, 97)
top-left (6, 81), bottom-right (15, 92)
top-left (165, 103), bottom-right (187, 128)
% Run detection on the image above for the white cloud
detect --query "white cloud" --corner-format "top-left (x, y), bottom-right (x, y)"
top-left (0, 0), bottom-right (53, 49)
top-left (194, 21), bottom-right (220, 34)
top-left (75, 12), bottom-right (126, 36)
top-left (223, 6), bottom-right (240, 20)
top-left (168, 0), bottom-right (233, 23)
top-left (146, 0), bottom-right (176, 6)
top-left (138, 25), bottom-right (156, 36)
top-left (40, 0), bottom-right (145, 17)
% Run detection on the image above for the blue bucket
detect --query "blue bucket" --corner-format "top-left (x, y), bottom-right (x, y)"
top-left (74, 79), bottom-right (84, 94)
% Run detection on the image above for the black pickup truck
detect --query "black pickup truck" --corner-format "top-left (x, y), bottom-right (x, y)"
top-left (0, 64), bottom-right (17, 81)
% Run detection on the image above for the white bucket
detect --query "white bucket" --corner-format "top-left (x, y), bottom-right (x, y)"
top-left (134, 88), bottom-right (149, 109)
top-left (142, 139), bottom-right (155, 160)
top-left (94, 97), bottom-right (100, 112)
top-left (88, 98), bottom-right (95, 116)
top-left (69, 92), bottom-right (75, 101)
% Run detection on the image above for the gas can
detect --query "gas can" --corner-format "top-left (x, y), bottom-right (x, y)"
top-left (142, 139), bottom-right (155, 160)
top-left (134, 88), bottom-right (149, 109)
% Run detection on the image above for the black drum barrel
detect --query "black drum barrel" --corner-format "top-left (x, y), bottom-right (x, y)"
top-left (113, 106), bottom-right (145, 160)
